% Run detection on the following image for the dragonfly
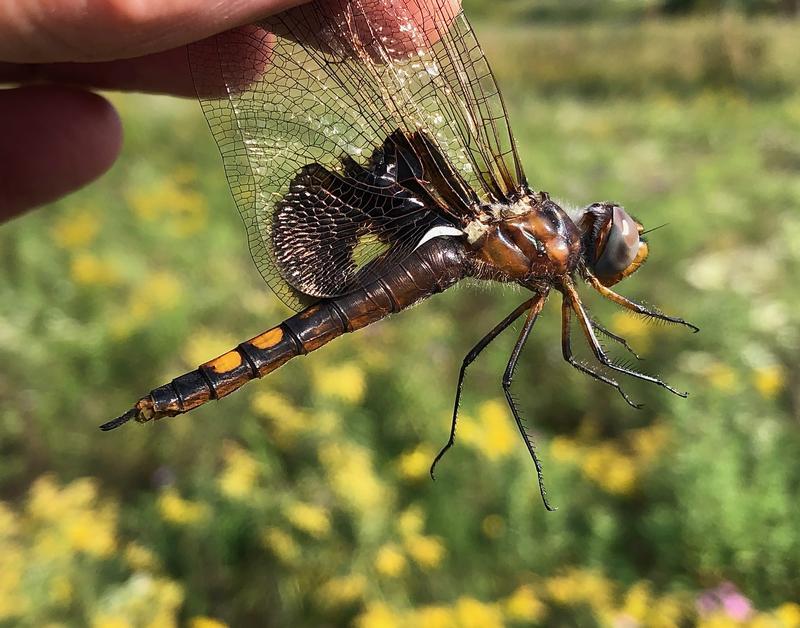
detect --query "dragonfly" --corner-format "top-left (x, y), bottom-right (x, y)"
top-left (102, 0), bottom-right (697, 508)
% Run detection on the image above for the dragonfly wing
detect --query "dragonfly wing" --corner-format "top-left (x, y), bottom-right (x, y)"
top-left (189, 0), bottom-right (526, 310)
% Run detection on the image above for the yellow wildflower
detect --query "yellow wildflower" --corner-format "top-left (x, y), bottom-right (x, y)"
top-left (217, 442), bottom-right (260, 500)
top-left (750, 613), bottom-right (783, 628)
top-left (125, 542), bottom-right (160, 572)
top-left (0, 546), bottom-right (28, 619)
top-left (478, 399), bottom-right (516, 460)
top-left (28, 476), bottom-right (95, 522)
top-left (460, 399), bottom-right (516, 461)
top-left (285, 502), bottom-right (331, 538)
top-left (397, 505), bottom-right (425, 539)
top-left (413, 605), bottom-right (454, 628)
top-left (397, 444), bottom-right (436, 482)
top-left (550, 435), bottom-right (582, 464)
top-left (545, 569), bottom-right (614, 610)
top-left (753, 365), bottom-right (785, 399)
top-left (319, 442), bottom-right (390, 514)
top-left (697, 612), bottom-right (742, 628)
top-left (188, 618), bottom-right (229, 628)
top-left (405, 535), bottom-right (445, 569)
top-left (157, 489), bottom-right (209, 526)
top-left (251, 391), bottom-right (313, 448)
top-left (356, 601), bottom-right (402, 628)
top-left (93, 617), bottom-right (133, 628)
top-left (51, 208), bottom-right (102, 249)
top-left (70, 253), bottom-right (119, 286)
top-left (65, 505), bottom-right (117, 557)
top-left (609, 311), bottom-right (651, 353)
top-left (503, 584), bottom-right (546, 623)
top-left (313, 363), bottom-right (366, 404)
top-left (621, 581), bottom-right (652, 622)
top-left (581, 443), bottom-right (638, 496)
top-left (648, 593), bottom-right (686, 628)
top-left (0, 501), bottom-right (19, 537)
top-left (453, 597), bottom-right (504, 628)
top-left (260, 527), bottom-right (299, 564)
top-left (26, 476), bottom-right (117, 558)
top-left (374, 543), bottom-right (407, 578)
top-left (775, 603), bottom-right (800, 628)
top-left (481, 514), bottom-right (505, 539)
top-left (317, 574), bottom-right (367, 608)
top-left (251, 390), bottom-right (294, 420)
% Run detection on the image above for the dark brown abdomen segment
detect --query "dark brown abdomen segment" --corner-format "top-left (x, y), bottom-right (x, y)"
top-left (110, 238), bottom-right (471, 427)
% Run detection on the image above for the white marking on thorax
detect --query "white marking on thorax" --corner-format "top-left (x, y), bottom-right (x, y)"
top-left (464, 219), bottom-right (488, 244)
top-left (414, 225), bottom-right (466, 250)
top-left (489, 198), bottom-right (531, 219)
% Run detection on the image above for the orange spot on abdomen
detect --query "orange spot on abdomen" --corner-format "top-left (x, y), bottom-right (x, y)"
top-left (204, 350), bottom-right (242, 373)
top-left (250, 326), bottom-right (284, 350)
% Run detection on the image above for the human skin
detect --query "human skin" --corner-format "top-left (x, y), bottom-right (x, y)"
top-left (0, 0), bottom-right (459, 221)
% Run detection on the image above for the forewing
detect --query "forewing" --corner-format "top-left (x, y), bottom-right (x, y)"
top-left (189, 0), bottom-right (525, 310)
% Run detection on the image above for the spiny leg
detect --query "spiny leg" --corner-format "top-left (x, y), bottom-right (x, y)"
top-left (562, 302), bottom-right (642, 409)
top-left (589, 316), bottom-right (642, 361)
top-left (501, 296), bottom-right (556, 511)
top-left (564, 280), bottom-right (688, 398)
top-left (585, 273), bottom-right (699, 333)
top-left (430, 298), bottom-right (536, 479)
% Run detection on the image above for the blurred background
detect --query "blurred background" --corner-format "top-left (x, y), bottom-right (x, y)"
top-left (1, 0), bottom-right (800, 626)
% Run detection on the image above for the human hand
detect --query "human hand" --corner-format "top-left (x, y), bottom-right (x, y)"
top-left (0, 0), bottom-right (459, 221)
top-left (0, 0), bottom-right (308, 221)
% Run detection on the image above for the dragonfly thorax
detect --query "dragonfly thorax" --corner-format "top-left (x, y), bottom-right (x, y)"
top-left (469, 192), bottom-right (582, 284)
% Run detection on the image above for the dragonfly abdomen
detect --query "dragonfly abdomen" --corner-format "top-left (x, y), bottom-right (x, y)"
top-left (101, 237), bottom-right (470, 430)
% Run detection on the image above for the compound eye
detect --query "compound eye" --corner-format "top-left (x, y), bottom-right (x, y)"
top-left (594, 206), bottom-right (640, 278)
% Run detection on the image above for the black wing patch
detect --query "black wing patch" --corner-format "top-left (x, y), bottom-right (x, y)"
top-left (272, 131), bottom-right (460, 298)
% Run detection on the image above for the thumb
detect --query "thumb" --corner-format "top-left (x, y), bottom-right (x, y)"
top-left (0, 0), bottom-right (306, 63)
top-left (0, 86), bottom-right (122, 220)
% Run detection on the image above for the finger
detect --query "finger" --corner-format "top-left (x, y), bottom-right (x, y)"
top-left (0, 47), bottom-right (196, 97)
top-left (0, 86), bottom-right (122, 221)
top-left (279, 0), bottom-right (461, 60)
top-left (0, 0), bottom-right (306, 63)
top-left (193, 0), bottom-right (461, 97)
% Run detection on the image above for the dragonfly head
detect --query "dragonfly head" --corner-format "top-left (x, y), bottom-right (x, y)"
top-left (577, 202), bottom-right (649, 286)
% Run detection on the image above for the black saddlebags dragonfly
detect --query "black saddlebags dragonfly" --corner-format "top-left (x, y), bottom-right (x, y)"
top-left (103, 0), bottom-right (697, 509)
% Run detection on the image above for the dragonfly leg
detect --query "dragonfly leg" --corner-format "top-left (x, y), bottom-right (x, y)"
top-left (500, 295), bottom-right (556, 511)
top-left (585, 273), bottom-right (699, 333)
top-left (562, 301), bottom-right (642, 409)
top-left (564, 280), bottom-right (688, 398)
top-left (430, 298), bottom-right (537, 480)
top-left (589, 316), bottom-right (642, 361)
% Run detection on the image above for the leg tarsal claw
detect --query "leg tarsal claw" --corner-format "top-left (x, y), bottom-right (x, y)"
top-left (585, 273), bottom-right (699, 333)
top-left (562, 280), bottom-right (689, 401)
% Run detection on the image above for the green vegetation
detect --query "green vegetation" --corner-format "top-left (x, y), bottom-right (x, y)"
top-left (1, 14), bottom-right (800, 628)
top-left (467, 0), bottom-right (800, 21)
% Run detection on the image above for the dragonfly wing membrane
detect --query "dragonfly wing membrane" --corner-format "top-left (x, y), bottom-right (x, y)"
top-left (189, 0), bottom-right (525, 310)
